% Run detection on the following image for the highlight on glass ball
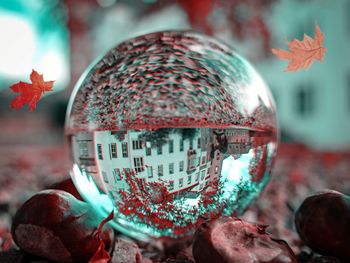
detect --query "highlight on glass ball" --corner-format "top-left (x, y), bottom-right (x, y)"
top-left (65, 31), bottom-right (278, 241)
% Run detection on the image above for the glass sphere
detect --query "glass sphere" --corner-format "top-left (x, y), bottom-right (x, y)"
top-left (65, 31), bottom-right (278, 241)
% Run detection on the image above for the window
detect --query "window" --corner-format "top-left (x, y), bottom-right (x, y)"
top-left (187, 175), bottom-right (192, 184)
top-left (196, 173), bottom-right (199, 181)
top-left (179, 178), bottom-right (183, 188)
top-left (97, 144), bottom-right (103, 160)
top-left (296, 83), bottom-right (314, 117)
top-left (201, 156), bottom-right (206, 164)
top-left (158, 165), bottom-right (163, 177)
top-left (197, 138), bottom-right (201, 149)
top-left (179, 139), bottom-right (184, 152)
top-left (122, 142), bottom-right (128, 158)
top-left (189, 139), bottom-right (193, 149)
top-left (168, 180), bottom-right (174, 191)
top-left (157, 144), bottom-right (162, 155)
top-left (169, 140), bottom-right (174, 153)
top-left (110, 143), bottom-right (117, 158)
top-left (79, 141), bottom-right (88, 157)
top-left (188, 155), bottom-right (197, 170)
top-left (197, 157), bottom-right (201, 166)
top-left (102, 171), bottom-right (108, 183)
top-left (112, 168), bottom-right (121, 182)
top-left (132, 140), bottom-right (143, 150)
top-left (133, 157), bottom-right (144, 173)
top-left (201, 170), bottom-right (205, 180)
top-left (179, 160), bottom-right (184, 172)
top-left (147, 166), bottom-right (153, 178)
top-left (146, 147), bottom-right (152, 156)
top-left (169, 163), bottom-right (174, 174)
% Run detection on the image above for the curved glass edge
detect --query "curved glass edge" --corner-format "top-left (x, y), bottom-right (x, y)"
top-left (70, 164), bottom-right (154, 242)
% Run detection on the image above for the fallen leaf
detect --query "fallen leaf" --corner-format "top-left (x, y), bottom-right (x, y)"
top-left (10, 69), bottom-right (54, 111)
top-left (271, 22), bottom-right (326, 72)
top-left (95, 210), bottom-right (114, 238)
top-left (89, 211), bottom-right (114, 263)
top-left (89, 242), bottom-right (111, 263)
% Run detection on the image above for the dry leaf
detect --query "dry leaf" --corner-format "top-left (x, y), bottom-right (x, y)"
top-left (271, 23), bottom-right (326, 72)
top-left (10, 69), bottom-right (54, 111)
top-left (89, 242), bottom-right (111, 263)
top-left (89, 211), bottom-right (114, 263)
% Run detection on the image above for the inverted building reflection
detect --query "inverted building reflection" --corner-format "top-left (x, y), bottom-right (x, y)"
top-left (71, 127), bottom-right (271, 201)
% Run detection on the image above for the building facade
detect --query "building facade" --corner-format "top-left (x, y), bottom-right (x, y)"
top-left (72, 127), bottom-right (256, 200)
top-left (93, 129), bottom-right (212, 198)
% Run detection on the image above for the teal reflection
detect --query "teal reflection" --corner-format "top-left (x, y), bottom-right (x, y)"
top-left (0, 0), bottom-right (69, 92)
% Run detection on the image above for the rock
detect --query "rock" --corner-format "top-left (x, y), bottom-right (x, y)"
top-left (111, 237), bottom-right (142, 263)
top-left (0, 250), bottom-right (25, 263)
top-left (163, 239), bottom-right (194, 262)
top-left (297, 251), bottom-right (342, 263)
top-left (140, 258), bottom-right (153, 263)
top-left (164, 259), bottom-right (194, 263)
top-left (309, 255), bottom-right (341, 263)
top-left (192, 217), bottom-right (297, 263)
top-left (0, 249), bottom-right (54, 263)
top-left (11, 190), bottom-right (114, 263)
top-left (295, 190), bottom-right (350, 261)
top-left (297, 251), bottom-right (312, 263)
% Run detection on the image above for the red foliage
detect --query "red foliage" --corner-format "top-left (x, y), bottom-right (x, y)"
top-left (95, 211), bottom-right (114, 239)
top-left (10, 70), bottom-right (54, 111)
top-left (117, 170), bottom-right (185, 235)
top-left (117, 169), bottom-right (225, 238)
top-left (249, 139), bottom-right (268, 183)
top-left (225, 0), bottom-right (276, 52)
top-left (178, 0), bottom-right (277, 52)
top-left (177, 0), bottom-right (216, 35)
top-left (89, 211), bottom-right (114, 263)
top-left (0, 228), bottom-right (13, 252)
top-left (89, 242), bottom-right (110, 263)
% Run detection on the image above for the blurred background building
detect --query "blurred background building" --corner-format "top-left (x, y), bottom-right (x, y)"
top-left (0, 0), bottom-right (349, 150)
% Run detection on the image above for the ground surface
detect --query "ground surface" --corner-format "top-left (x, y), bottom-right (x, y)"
top-left (0, 143), bottom-right (349, 261)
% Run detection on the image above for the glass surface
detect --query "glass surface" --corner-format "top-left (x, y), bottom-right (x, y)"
top-left (65, 31), bottom-right (278, 241)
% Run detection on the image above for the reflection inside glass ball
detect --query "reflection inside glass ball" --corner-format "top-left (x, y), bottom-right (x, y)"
top-left (65, 31), bottom-right (278, 240)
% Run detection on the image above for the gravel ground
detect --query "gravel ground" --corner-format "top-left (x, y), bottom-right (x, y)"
top-left (0, 143), bottom-right (349, 262)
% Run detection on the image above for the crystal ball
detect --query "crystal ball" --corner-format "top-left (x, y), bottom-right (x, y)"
top-left (65, 31), bottom-right (278, 241)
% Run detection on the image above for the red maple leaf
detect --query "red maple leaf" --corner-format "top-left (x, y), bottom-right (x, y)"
top-left (89, 211), bottom-right (114, 263)
top-left (271, 23), bottom-right (326, 72)
top-left (10, 69), bottom-right (54, 111)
